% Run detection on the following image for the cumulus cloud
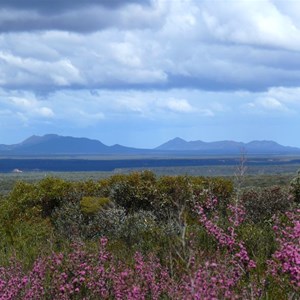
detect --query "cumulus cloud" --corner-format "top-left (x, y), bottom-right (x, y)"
top-left (7, 96), bottom-right (54, 118)
top-left (266, 87), bottom-right (300, 105)
top-left (114, 96), bottom-right (197, 117)
top-left (0, 0), bottom-right (150, 12)
top-left (201, 1), bottom-right (300, 51)
top-left (116, 97), bottom-right (148, 115)
top-left (259, 98), bottom-right (284, 110)
top-left (161, 98), bottom-right (194, 113)
top-left (1, 0), bottom-right (300, 92)
top-left (0, 51), bottom-right (83, 89)
top-left (36, 107), bottom-right (54, 117)
top-left (257, 97), bottom-right (288, 111)
top-left (246, 97), bottom-right (291, 113)
top-left (0, 0), bottom-right (155, 33)
top-left (245, 86), bottom-right (300, 114)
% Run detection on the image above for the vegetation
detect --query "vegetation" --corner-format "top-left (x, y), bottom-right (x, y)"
top-left (0, 170), bottom-right (299, 299)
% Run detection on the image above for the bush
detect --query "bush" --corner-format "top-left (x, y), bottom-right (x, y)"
top-left (36, 177), bottom-right (76, 217)
top-left (154, 176), bottom-right (194, 221)
top-left (289, 170), bottom-right (300, 204)
top-left (109, 171), bottom-right (157, 212)
top-left (240, 186), bottom-right (292, 223)
top-left (80, 196), bottom-right (111, 215)
top-left (51, 201), bottom-right (87, 240)
top-left (52, 200), bottom-right (126, 241)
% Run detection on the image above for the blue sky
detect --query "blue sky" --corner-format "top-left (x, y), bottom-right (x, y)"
top-left (0, 0), bottom-right (300, 148)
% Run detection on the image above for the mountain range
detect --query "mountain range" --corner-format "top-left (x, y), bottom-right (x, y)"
top-left (155, 137), bottom-right (300, 154)
top-left (0, 134), bottom-right (299, 156)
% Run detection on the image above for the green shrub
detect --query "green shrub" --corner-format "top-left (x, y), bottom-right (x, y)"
top-left (6, 181), bottom-right (38, 216)
top-left (117, 210), bottom-right (160, 250)
top-left (109, 171), bottom-right (157, 212)
top-left (237, 223), bottom-right (276, 265)
top-left (73, 179), bottom-right (109, 198)
top-left (80, 196), bottom-right (111, 215)
top-left (51, 201), bottom-right (86, 240)
top-left (289, 170), bottom-right (300, 204)
top-left (240, 186), bottom-right (292, 223)
top-left (36, 177), bottom-right (76, 217)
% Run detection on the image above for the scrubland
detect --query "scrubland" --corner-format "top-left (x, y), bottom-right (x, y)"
top-left (0, 170), bottom-right (299, 299)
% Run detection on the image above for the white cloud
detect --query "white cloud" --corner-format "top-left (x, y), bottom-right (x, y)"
top-left (116, 97), bottom-right (148, 114)
top-left (36, 107), bottom-right (54, 117)
top-left (244, 87), bottom-right (300, 115)
top-left (162, 98), bottom-right (194, 113)
top-left (68, 110), bottom-right (105, 126)
top-left (266, 87), bottom-right (300, 105)
top-left (1, 0), bottom-right (300, 92)
top-left (260, 97), bottom-right (285, 110)
top-left (0, 51), bottom-right (83, 88)
top-left (9, 97), bottom-right (33, 109)
top-left (246, 97), bottom-right (290, 113)
top-left (110, 42), bottom-right (142, 68)
top-left (201, 0), bottom-right (300, 51)
top-left (4, 96), bottom-right (55, 121)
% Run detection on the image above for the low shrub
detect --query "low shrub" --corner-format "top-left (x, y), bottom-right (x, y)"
top-left (80, 196), bottom-right (111, 215)
top-left (290, 170), bottom-right (300, 204)
top-left (109, 171), bottom-right (157, 213)
top-left (240, 186), bottom-right (292, 223)
top-left (268, 209), bottom-right (300, 294)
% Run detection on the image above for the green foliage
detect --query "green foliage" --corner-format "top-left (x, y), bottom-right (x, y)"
top-left (1, 170), bottom-right (297, 297)
top-left (52, 200), bottom-right (164, 253)
top-left (109, 171), bottom-right (158, 212)
top-left (289, 169), bottom-right (300, 204)
top-left (117, 210), bottom-right (162, 252)
top-left (80, 196), bottom-right (111, 215)
top-left (240, 186), bottom-right (292, 223)
top-left (36, 177), bottom-right (75, 217)
top-left (5, 181), bottom-right (38, 217)
top-left (237, 223), bottom-right (276, 266)
top-left (3, 177), bottom-right (76, 220)
top-left (0, 171), bottom-right (234, 261)
top-left (74, 179), bottom-right (109, 198)
top-left (156, 176), bottom-right (194, 207)
top-left (0, 180), bottom-right (55, 267)
top-left (0, 213), bottom-right (53, 268)
top-left (51, 201), bottom-right (86, 240)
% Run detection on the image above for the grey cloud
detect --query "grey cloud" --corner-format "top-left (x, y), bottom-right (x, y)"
top-left (0, 9), bottom-right (118, 33)
top-left (2, 38), bottom-right (300, 93)
top-left (2, 0), bottom-right (300, 93)
top-left (0, 0), bottom-right (153, 32)
top-left (0, 0), bottom-right (150, 13)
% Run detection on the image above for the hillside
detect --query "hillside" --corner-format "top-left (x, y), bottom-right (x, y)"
top-left (0, 134), bottom-right (300, 156)
top-left (156, 137), bottom-right (300, 155)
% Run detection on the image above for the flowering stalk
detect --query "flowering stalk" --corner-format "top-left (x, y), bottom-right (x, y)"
top-left (195, 198), bottom-right (256, 272)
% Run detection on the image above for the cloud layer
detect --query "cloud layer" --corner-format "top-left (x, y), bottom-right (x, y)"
top-left (0, 0), bottom-right (300, 147)
top-left (1, 0), bottom-right (300, 92)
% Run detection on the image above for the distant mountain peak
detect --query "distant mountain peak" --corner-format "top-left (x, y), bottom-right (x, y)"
top-left (247, 140), bottom-right (280, 146)
top-left (156, 137), bottom-right (188, 150)
top-left (21, 134), bottom-right (59, 145)
top-left (172, 137), bottom-right (187, 142)
top-left (156, 137), bottom-right (300, 154)
top-left (0, 134), bottom-right (142, 155)
top-left (24, 134), bottom-right (59, 140)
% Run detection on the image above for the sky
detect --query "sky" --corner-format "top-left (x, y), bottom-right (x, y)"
top-left (0, 0), bottom-right (300, 148)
